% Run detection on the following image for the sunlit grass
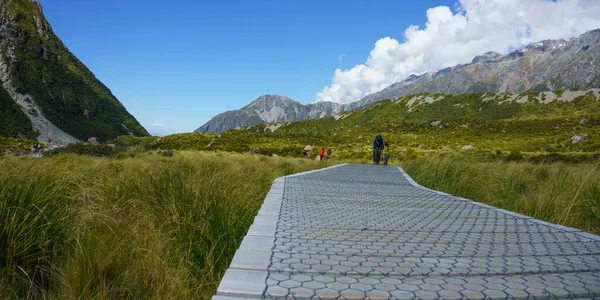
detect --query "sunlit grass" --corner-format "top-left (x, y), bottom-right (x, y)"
top-left (2, 150), bottom-right (600, 299)
top-left (0, 151), bottom-right (332, 299)
top-left (401, 155), bottom-right (600, 234)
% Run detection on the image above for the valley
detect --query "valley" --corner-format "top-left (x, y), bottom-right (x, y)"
top-left (1, 0), bottom-right (600, 299)
top-left (113, 90), bottom-right (600, 164)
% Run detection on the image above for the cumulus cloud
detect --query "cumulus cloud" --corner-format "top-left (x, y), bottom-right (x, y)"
top-left (316, 0), bottom-right (600, 104)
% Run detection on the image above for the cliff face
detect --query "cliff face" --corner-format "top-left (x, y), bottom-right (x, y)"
top-left (0, 0), bottom-right (148, 143)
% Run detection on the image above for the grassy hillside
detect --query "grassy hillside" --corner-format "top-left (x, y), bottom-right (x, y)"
top-left (112, 91), bottom-right (600, 162)
top-left (1, 0), bottom-right (148, 141)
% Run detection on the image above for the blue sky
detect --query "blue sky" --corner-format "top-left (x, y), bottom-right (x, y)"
top-left (38, 0), bottom-right (454, 135)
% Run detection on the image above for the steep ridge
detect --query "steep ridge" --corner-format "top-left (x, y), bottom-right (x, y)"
top-left (0, 0), bottom-right (148, 143)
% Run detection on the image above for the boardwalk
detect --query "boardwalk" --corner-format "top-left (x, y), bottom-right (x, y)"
top-left (214, 164), bottom-right (600, 299)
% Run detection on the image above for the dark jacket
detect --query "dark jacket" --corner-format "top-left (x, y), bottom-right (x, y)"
top-left (373, 135), bottom-right (384, 150)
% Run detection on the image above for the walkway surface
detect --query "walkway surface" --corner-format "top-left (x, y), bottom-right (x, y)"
top-left (214, 164), bottom-right (600, 299)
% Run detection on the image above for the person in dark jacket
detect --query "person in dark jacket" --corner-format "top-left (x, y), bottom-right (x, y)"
top-left (372, 134), bottom-right (384, 165)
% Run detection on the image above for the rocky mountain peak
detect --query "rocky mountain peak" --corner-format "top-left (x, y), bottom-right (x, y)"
top-left (405, 74), bottom-right (419, 81)
top-left (33, 1), bottom-right (43, 12)
top-left (196, 94), bottom-right (343, 132)
top-left (247, 94), bottom-right (296, 106)
top-left (524, 39), bottom-right (568, 52)
top-left (579, 28), bottom-right (600, 41)
top-left (32, 1), bottom-right (52, 38)
top-left (471, 51), bottom-right (504, 64)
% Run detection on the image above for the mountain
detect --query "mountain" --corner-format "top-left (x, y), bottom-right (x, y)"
top-left (195, 95), bottom-right (342, 132)
top-left (198, 29), bottom-right (600, 132)
top-left (0, 0), bottom-right (148, 144)
top-left (353, 29), bottom-right (600, 107)
top-left (115, 89), bottom-right (600, 161)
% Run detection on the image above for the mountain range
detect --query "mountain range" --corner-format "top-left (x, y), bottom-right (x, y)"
top-left (197, 28), bottom-right (600, 133)
top-left (0, 0), bottom-right (148, 144)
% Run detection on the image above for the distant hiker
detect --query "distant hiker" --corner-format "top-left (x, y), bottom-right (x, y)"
top-left (326, 147), bottom-right (332, 159)
top-left (302, 150), bottom-right (308, 158)
top-left (303, 145), bottom-right (313, 158)
top-left (318, 147), bottom-right (325, 161)
top-left (383, 140), bottom-right (390, 166)
top-left (372, 134), bottom-right (384, 165)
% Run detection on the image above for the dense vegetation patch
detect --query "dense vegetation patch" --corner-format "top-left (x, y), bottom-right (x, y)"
top-left (0, 85), bottom-right (35, 138)
top-left (0, 151), bottom-right (332, 298)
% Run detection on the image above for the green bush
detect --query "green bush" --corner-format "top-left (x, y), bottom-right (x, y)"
top-left (49, 143), bottom-right (116, 157)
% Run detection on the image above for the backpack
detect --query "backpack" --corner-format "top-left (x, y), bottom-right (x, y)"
top-left (373, 135), bottom-right (384, 149)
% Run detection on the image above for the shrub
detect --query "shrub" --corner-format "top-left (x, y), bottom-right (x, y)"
top-left (506, 150), bottom-right (523, 161)
top-left (50, 143), bottom-right (116, 157)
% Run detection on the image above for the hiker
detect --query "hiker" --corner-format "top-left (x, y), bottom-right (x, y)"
top-left (318, 147), bottom-right (325, 161)
top-left (326, 147), bottom-right (332, 159)
top-left (302, 150), bottom-right (308, 158)
top-left (372, 134), bottom-right (384, 165)
top-left (383, 140), bottom-right (390, 166)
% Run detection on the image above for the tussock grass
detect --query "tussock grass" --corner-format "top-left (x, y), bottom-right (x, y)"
top-left (3, 149), bottom-right (599, 298)
top-left (0, 151), bottom-right (332, 299)
top-left (401, 155), bottom-right (600, 234)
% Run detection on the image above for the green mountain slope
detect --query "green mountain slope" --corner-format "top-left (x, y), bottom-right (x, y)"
top-left (113, 90), bottom-right (600, 162)
top-left (0, 84), bottom-right (34, 138)
top-left (0, 0), bottom-right (148, 142)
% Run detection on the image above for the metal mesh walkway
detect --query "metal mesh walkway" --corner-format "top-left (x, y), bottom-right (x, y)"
top-left (214, 164), bottom-right (600, 300)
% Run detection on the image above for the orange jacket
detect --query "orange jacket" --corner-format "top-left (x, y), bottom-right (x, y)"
top-left (319, 148), bottom-right (325, 157)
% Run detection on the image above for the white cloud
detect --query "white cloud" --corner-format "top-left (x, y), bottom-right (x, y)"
top-left (338, 54), bottom-right (345, 63)
top-left (316, 0), bottom-right (600, 104)
top-left (149, 122), bottom-right (166, 127)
